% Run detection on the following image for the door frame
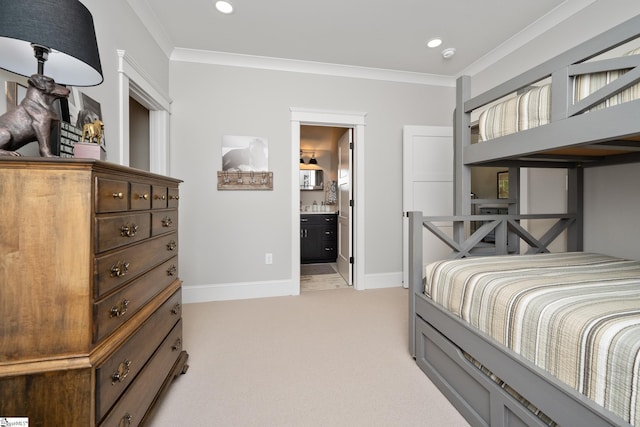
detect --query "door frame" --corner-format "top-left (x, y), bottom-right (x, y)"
top-left (290, 107), bottom-right (366, 294)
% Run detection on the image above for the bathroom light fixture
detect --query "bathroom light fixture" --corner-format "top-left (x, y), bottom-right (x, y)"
top-left (215, 0), bottom-right (234, 14)
top-left (442, 48), bottom-right (456, 59)
top-left (309, 153), bottom-right (318, 165)
top-left (427, 38), bottom-right (442, 48)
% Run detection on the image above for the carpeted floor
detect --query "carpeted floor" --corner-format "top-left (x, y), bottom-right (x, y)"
top-left (148, 287), bottom-right (469, 427)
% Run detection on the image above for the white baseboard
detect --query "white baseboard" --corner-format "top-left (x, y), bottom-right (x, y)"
top-left (183, 271), bottom-right (403, 303)
top-left (361, 272), bottom-right (403, 290)
top-left (183, 279), bottom-right (296, 303)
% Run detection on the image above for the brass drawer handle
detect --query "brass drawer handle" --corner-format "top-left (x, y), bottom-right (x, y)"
top-left (167, 265), bottom-right (177, 276)
top-left (110, 260), bottom-right (130, 278)
top-left (111, 360), bottom-right (132, 384)
top-left (119, 413), bottom-right (132, 427)
top-left (110, 298), bottom-right (130, 318)
top-left (135, 193), bottom-right (149, 200)
top-left (167, 240), bottom-right (177, 251)
top-left (171, 303), bottom-right (181, 315)
top-left (162, 216), bottom-right (173, 227)
top-left (155, 194), bottom-right (166, 200)
top-left (169, 194), bottom-right (179, 200)
top-left (112, 192), bottom-right (124, 199)
top-left (120, 223), bottom-right (138, 237)
top-left (172, 338), bottom-right (182, 352)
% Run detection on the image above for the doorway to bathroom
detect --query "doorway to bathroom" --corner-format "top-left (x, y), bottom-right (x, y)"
top-left (299, 125), bottom-right (351, 291)
top-left (290, 108), bottom-right (366, 294)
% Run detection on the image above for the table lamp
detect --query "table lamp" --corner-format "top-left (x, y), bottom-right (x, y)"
top-left (0, 0), bottom-right (103, 157)
top-left (0, 0), bottom-right (103, 86)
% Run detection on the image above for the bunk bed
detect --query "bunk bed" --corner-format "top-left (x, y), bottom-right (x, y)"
top-left (408, 14), bottom-right (640, 427)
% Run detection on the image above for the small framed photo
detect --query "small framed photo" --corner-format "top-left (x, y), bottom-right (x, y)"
top-left (497, 171), bottom-right (509, 199)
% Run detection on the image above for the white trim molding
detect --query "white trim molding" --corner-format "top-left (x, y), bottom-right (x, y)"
top-left (291, 107), bottom-right (367, 292)
top-left (183, 280), bottom-right (294, 303)
top-left (172, 48), bottom-right (455, 87)
top-left (117, 50), bottom-right (173, 174)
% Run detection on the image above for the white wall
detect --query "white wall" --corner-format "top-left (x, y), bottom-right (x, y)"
top-left (169, 62), bottom-right (454, 299)
top-left (469, 0), bottom-right (640, 259)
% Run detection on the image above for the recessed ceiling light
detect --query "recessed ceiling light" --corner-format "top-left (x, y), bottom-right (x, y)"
top-left (442, 48), bottom-right (456, 59)
top-left (427, 38), bottom-right (442, 48)
top-left (215, 0), bottom-right (234, 14)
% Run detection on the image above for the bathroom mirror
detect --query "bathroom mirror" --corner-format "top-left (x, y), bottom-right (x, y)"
top-left (299, 169), bottom-right (323, 190)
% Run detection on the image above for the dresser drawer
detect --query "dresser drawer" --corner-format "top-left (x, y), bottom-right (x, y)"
top-left (94, 233), bottom-right (178, 299)
top-left (96, 213), bottom-right (151, 253)
top-left (95, 289), bottom-right (182, 422)
top-left (94, 257), bottom-right (179, 342)
top-left (152, 210), bottom-right (178, 236)
top-left (152, 185), bottom-right (168, 209)
top-left (98, 319), bottom-right (183, 427)
top-left (96, 177), bottom-right (129, 213)
top-left (300, 214), bottom-right (337, 225)
top-left (130, 182), bottom-right (151, 211)
top-left (168, 187), bottom-right (180, 208)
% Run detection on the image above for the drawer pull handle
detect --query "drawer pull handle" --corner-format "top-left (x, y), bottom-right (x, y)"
top-left (172, 338), bottom-right (182, 352)
top-left (167, 240), bottom-right (177, 251)
top-left (120, 223), bottom-right (138, 237)
top-left (171, 303), bottom-right (181, 315)
top-left (167, 265), bottom-right (177, 276)
top-left (112, 192), bottom-right (124, 199)
top-left (155, 194), bottom-right (166, 200)
top-left (110, 261), bottom-right (130, 278)
top-left (162, 216), bottom-right (173, 227)
top-left (325, 247), bottom-right (334, 251)
top-left (119, 413), bottom-right (132, 427)
top-left (169, 194), bottom-right (180, 200)
top-left (136, 193), bottom-right (149, 200)
top-left (110, 299), bottom-right (130, 318)
top-left (301, 218), bottom-right (308, 222)
top-left (111, 360), bottom-right (132, 384)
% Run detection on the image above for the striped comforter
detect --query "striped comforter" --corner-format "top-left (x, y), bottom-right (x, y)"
top-left (478, 47), bottom-right (640, 142)
top-left (425, 252), bottom-right (640, 426)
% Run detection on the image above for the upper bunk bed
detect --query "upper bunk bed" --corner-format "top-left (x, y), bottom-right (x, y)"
top-left (455, 13), bottom-right (640, 170)
top-left (423, 14), bottom-right (640, 257)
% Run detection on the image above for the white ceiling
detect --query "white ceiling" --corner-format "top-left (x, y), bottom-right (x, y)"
top-left (127, 0), bottom-right (595, 78)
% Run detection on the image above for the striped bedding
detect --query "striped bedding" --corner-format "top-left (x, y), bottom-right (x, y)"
top-left (425, 252), bottom-right (640, 426)
top-left (478, 47), bottom-right (640, 142)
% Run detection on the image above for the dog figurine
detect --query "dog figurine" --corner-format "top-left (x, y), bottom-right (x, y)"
top-left (81, 119), bottom-right (104, 144)
top-left (0, 74), bottom-right (70, 157)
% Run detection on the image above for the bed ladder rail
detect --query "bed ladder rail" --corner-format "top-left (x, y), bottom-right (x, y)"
top-left (422, 213), bottom-right (577, 258)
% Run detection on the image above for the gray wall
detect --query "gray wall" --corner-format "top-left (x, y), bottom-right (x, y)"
top-left (169, 62), bottom-right (454, 292)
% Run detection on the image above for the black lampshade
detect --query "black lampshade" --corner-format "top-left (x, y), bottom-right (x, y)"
top-left (0, 0), bottom-right (103, 86)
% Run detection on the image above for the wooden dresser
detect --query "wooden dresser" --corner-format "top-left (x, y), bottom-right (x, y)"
top-left (0, 159), bottom-right (188, 426)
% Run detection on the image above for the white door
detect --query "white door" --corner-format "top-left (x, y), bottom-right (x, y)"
top-left (402, 126), bottom-right (454, 288)
top-left (337, 129), bottom-right (352, 285)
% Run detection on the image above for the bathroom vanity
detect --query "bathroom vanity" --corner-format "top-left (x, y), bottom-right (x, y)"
top-left (300, 212), bottom-right (337, 263)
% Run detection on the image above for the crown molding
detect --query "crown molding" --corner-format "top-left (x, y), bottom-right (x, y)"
top-left (459, 0), bottom-right (596, 78)
top-left (170, 48), bottom-right (455, 87)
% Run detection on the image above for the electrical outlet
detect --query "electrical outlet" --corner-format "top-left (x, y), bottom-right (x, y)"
top-left (265, 253), bottom-right (273, 264)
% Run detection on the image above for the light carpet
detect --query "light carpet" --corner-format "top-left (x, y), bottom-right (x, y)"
top-left (148, 287), bottom-right (469, 427)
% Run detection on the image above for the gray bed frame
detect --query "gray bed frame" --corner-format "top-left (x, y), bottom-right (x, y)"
top-left (409, 14), bottom-right (640, 427)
